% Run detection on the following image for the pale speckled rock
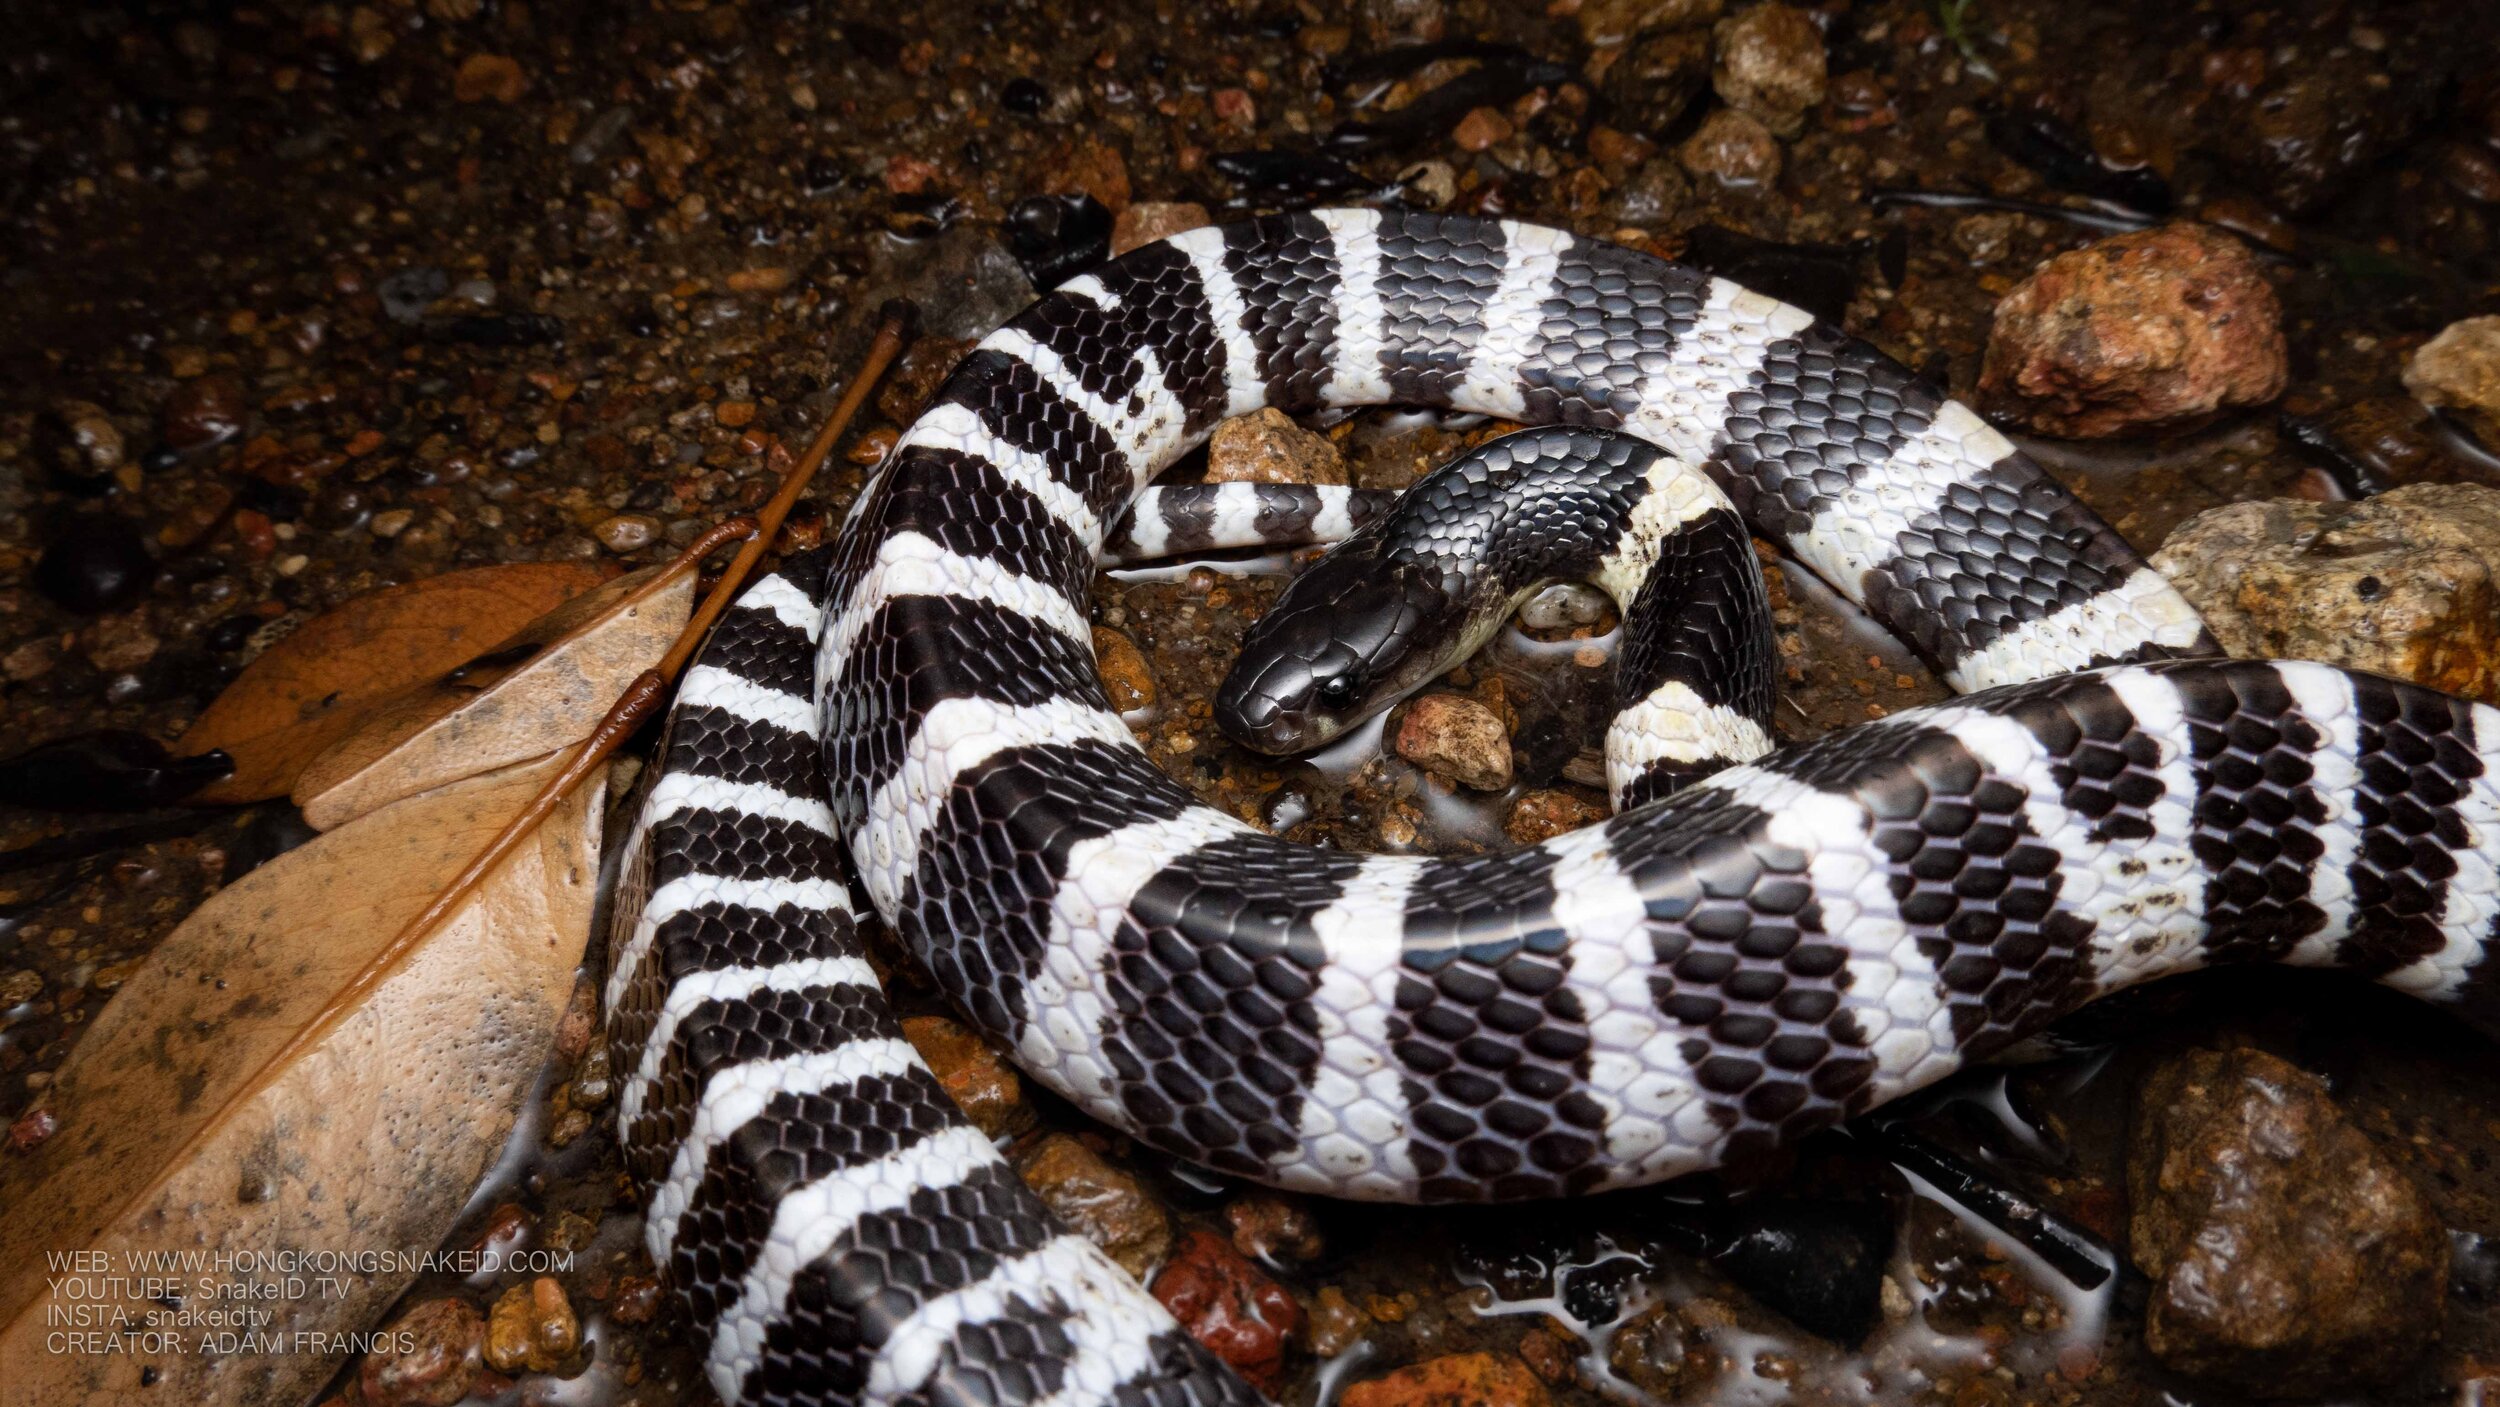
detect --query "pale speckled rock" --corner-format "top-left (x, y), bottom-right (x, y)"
top-left (2129, 1047), bottom-right (2447, 1396)
top-left (1206, 407), bottom-right (1346, 486)
top-left (1711, 3), bottom-right (1826, 139)
top-left (1396, 693), bottom-right (1513, 791)
top-left (2404, 315), bottom-right (2500, 449)
top-left (2151, 484), bottom-right (2500, 706)
top-left (1979, 224), bottom-right (2287, 438)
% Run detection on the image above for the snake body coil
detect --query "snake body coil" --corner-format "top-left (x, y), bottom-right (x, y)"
top-left (604, 211), bottom-right (2500, 1407)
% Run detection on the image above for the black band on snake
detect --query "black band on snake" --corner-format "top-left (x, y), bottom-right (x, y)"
top-left (600, 210), bottom-right (2500, 1407)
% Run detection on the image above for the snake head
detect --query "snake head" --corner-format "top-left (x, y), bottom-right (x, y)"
top-left (1216, 544), bottom-right (1463, 755)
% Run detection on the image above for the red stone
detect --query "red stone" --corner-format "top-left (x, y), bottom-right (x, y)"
top-left (1150, 1226), bottom-right (1303, 1390)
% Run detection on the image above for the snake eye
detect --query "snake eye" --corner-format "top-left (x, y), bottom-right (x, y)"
top-left (1316, 673), bottom-right (1360, 709)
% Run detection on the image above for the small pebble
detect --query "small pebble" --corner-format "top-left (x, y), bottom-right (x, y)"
top-left (1207, 408), bottom-right (1346, 486)
top-left (1017, 1134), bottom-right (1171, 1279)
top-left (1152, 1226), bottom-right (1304, 1390)
top-left (81, 613), bottom-right (159, 672)
top-left (482, 1277), bottom-right (577, 1375)
top-left (370, 508), bottom-right (416, 539)
top-left (1039, 136), bottom-right (1132, 214)
top-left (1213, 88), bottom-right (1258, 130)
top-left (43, 400), bottom-right (126, 479)
top-left (1396, 694), bottom-right (1513, 791)
top-left (545, 1105), bottom-right (591, 1147)
top-left (1001, 76), bottom-right (1049, 116)
top-left (35, 515), bottom-right (155, 614)
top-left (1358, 0), bottom-right (1448, 44)
top-left (1306, 1286), bottom-right (1371, 1358)
top-left (3, 639), bottom-right (58, 682)
top-left (1453, 106), bottom-right (1514, 152)
top-left (901, 1014), bottom-right (1035, 1138)
top-left (552, 978), bottom-right (599, 1061)
top-left (724, 267), bottom-right (792, 294)
top-left (1505, 788), bottom-right (1607, 845)
top-left (1226, 1193), bottom-right (1325, 1267)
top-left (1609, 1302), bottom-right (1718, 1398)
top-left (452, 53), bottom-right (527, 103)
top-left (1678, 108), bottom-right (1783, 188)
top-left (566, 1044), bottom-right (611, 1108)
top-left (1399, 160), bottom-right (1459, 208)
top-left (1517, 582), bottom-right (1613, 633)
top-left (161, 374), bottom-right (247, 451)
top-left (1576, 0), bottom-right (1724, 48)
top-left (2405, 315), bottom-right (2500, 449)
top-left (884, 153), bottom-right (940, 195)
top-left (1092, 627), bottom-right (1157, 712)
top-left (1712, 3), bottom-right (1828, 138)
top-left (1602, 30), bottom-right (1712, 138)
top-left (609, 1274), bottom-right (663, 1326)
top-left (595, 513), bottom-right (661, 553)
top-left (1951, 211), bottom-right (2025, 265)
top-left (359, 1298), bottom-right (484, 1407)
top-left (8, 1105), bottom-right (59, 1153)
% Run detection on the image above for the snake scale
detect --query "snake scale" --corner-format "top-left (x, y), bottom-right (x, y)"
top-left (601, 210), bottom-right (2500, 1407)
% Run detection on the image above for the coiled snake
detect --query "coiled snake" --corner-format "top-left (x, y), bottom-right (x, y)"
top-left (602, 211), bottom-right (2500, 1407)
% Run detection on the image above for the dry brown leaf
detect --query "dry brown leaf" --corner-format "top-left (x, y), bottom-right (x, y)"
top-left (174, 561), bottom-right (609, 803)
top-left (293, 563), bottom-right (693, 830)
top-left (0, 752), bottom-right (604, 1407)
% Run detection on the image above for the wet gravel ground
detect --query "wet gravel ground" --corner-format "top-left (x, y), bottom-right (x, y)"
top-left (6, 0), bottom-right (2500, 1403)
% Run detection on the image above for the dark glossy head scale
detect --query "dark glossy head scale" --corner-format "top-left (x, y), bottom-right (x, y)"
top-left (1214, 538), bottom-right (1464, 755)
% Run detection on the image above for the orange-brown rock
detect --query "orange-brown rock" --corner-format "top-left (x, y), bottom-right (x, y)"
top-left (2128, 1046), bottom-right (2448, 1395)
top-left (1341, 1352), bottom-right (1552, 1407)
top-left (901, 1014), bottom-right (1035, 1138)
top-left (1979, 224), bottom-right (2286, 438)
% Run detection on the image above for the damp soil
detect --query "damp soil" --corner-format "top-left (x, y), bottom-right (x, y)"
top-left (4, 0), bottom-right (2500, 1404)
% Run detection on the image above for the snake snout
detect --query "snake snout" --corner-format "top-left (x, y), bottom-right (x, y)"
top-left (1214, 651), bottom-right (1333, 755)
